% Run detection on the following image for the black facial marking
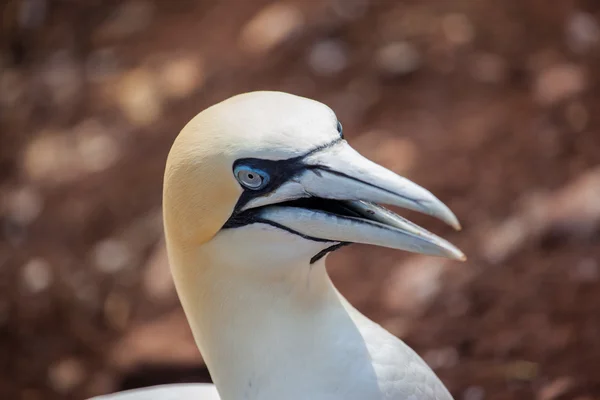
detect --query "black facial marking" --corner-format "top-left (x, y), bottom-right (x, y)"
top-left (222, 137), bottom-right (347, 255)
top-left (253, 219), bottom-right (334, 243)
top-left (223, 207), bottom-right (328, 241)
top-left (336, 121), bottom-right (343, 138)
top-left (228, 137), bottom-right (343, 214)
top-left (223, 211), bottom-right (325, 241)
top-left (230, 157), bottom-right (307, 213)
top-left (310, 242), bottom-right (350, 264)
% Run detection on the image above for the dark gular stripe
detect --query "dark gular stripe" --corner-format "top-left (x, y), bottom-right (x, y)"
top-left (223, 211), bottom-right (347, 264)
top-left (222, 208), bottom-right (334, 243)
top-left (310, 242), bottom-right (350, 264)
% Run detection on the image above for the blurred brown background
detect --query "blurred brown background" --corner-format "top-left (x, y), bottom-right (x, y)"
top-left (1, 0), bottom-right (600, 399)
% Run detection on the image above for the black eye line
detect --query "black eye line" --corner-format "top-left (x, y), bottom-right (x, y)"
top-left (222, 135), bottom-right (350, 258)
top-left (336, 121), bottom-right (343, 138)
top-left (228, 136), bottom-right (343, 212)
top-left (300, 136), bottom-right (343, 158)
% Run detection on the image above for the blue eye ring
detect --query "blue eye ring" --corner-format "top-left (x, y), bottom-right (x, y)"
top-left (336, 121), bottom-right (343, 138)
top-left (234, 165), bottom-right (270, 190)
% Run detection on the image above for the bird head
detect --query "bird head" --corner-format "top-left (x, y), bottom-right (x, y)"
top-left (163, 91), bottom-right (464, 270)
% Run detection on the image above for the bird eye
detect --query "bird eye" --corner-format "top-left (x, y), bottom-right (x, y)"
top-left (234, 166), bottom-right (269, 190)
top-left (336, 121), bottom-right (343, 138)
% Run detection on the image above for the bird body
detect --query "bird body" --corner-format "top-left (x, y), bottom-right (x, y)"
top-left (94, 384), bottom-right (220, 399)
top-left (92, 92), bottom-right (463, 400)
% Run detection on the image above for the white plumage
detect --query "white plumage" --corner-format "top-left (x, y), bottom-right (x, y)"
top-left (92, 92), bottom-right (464, 400)
top-left (92, 383), bottom-right (219, 399)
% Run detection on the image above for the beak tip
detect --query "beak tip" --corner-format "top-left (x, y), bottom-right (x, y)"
top-left (431, 202), bottom-right (461, 231)
top-left (448, 249), bottom-right (467, 262)
top-left (434, 238), bottom-right (466, 262)
top-left (448, 216), bottom-right (462, 231)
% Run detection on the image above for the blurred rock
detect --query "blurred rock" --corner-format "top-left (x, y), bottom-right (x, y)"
top-left (116, 68), bottom-right (163, 127)
top-left (239, 3), bottom-right (304, 55)
top-left (411, 9), bottom-right (440, 38)
top-left (85, 371), bottom-right (117, 399)
top-left (157, 54), bottom-right (205, 99)
top-left (354, 130), bottom-right (417, 174)
top-left (445, 292), bottom-right (471, 317)
top-left (482, 166), bottom-right (600, 263)
top-left (383, 256), bottom-right (448, 316)
top-left (48, 357), bottom-right (85, 394)
top-left (74, 119), bottom-right (120, 173)
top-left (4, 186), bottom-right (43, 226)
top-left (282, 75), bottom-right (317, 94)
top-left (537, 377), bottom-right (574, 400)
top-left (378, 7), bottom-right (436, 42)
top-left (308, 39), bottom-right (348, 76)
top-left (143, 241), bottom-right (175, 301)
top-left (566, 12), bottom-right (600, 54)
top-left (23, 122), bottom-right (120, 183)
top-left (0, 301), bottom-right (8, 326)
top-left (20, 389), bottom-right (43, 400)
top-left (347, 77), bottom-right (382, 110)
top-left (93, 239), bottom-right (132, 273)
top-left (375, 42), bottom-right (421, 76)
top-left (571, 258), bottom-right (598, 283)
top-left (326, 80), bottom-right (380, 125)
top-left (544, 166), bottom-right (600, 237)
top-left (109, 311), bottom-right (202, 370)
top-left (430, 46), bottom-right (457, 75)
top-left (482, 216), bottom-right (530, 265)
top-left (505, 360), bottom-right (538, 381)
top-left (534, 64), bottom-right (586, 106)
top-left (330, 0), bottom-right (368, 21)
top-left (0, 68), bottom-right (26, 109)
top-left (527, 49), bottom-right (562, 73)
top-left (455, 101), bottom-right (504, 150)
top-left (21, 258), bottom-right (52, 293)
top-left (104, 292), bottom-right (131, 331)
top-left (40, 51), bottom-right (82, 108)
top-left (442, 13), bottom-right (475, 46)
top-left (22, 132), bottom-right (74, 183)
top-left (86, 48), bottom-right (121, 83)
top-left (462, 386), bottom-right (485, 400)
top-left (535, 122), bottom-right (561, 158)
top-left (423, 347), bottom-right (459, 369)
top-left (17, 0), bottom-right (47, 29)
top-left (470, 53), bottom-right (507, 84)
top-left (70, 271), bottom-right (100, 307)
top-left (96, 0), bottom-right (155, 42)
top-left (121, 209), bottom-right (163, 253)
top-left (564, 101), bottom-right (588, 132)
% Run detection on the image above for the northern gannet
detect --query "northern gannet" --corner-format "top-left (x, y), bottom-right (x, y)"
top-left (93, 91), bottom-right (465, 400)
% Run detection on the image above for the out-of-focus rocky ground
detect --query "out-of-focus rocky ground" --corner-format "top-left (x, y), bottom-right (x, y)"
top-left (1, 0), bottom-right (600, 399)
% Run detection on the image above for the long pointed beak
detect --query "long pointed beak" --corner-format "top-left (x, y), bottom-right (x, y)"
top-left (240, 141), bottom-right (465, 261)
top-left (302, 143), bottom-right (461, 230)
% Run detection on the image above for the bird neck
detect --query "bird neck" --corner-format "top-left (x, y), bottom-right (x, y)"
top-left (167, 241), bottom-right (379, 400)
